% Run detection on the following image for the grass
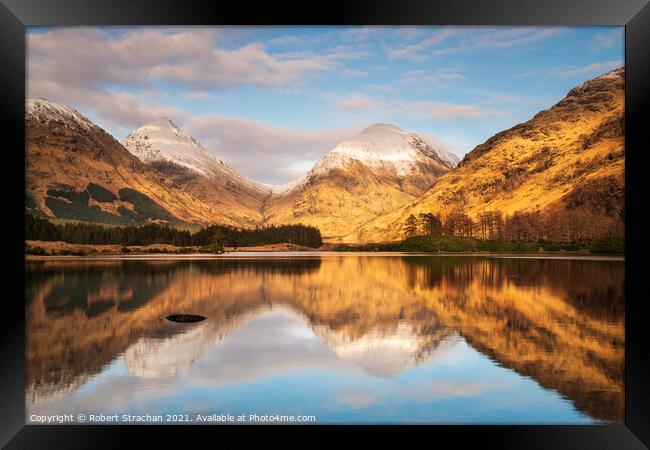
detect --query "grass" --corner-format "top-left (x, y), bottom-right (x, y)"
top-left (25, 244), bottom-right (87, 256)
top-left (332, 234), bottom-right (621, 254)
top-left (589, 237), bottom-right (625, 254)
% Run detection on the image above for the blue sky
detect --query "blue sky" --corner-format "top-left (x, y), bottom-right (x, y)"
top-left (27, 26), bottom-right (624, 184)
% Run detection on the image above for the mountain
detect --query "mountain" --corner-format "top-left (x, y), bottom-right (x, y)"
top-left (27, 100), bottom-right (454, 236)
top-left (123, 119), bottom-right (271, 227)
top-left (346, 68), bottom-right (625, 243)
top-left (433, 145), bottom-right (461, 167)
top-left (25, 98), bottom-right (238, 227)
top-left (28, 67), bottom-right (622, 243)
top-left (263, 123), bottom-right (455, 239)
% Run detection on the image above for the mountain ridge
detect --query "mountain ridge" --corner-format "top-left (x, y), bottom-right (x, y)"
top-left (122, 118), bottom-right (274, 226)
top-left (26, 68), bottom-right (624, 244)
top-left (25, 98), bottom-right (241, 227)
top-left (122, 117), bottom-right (456, 238)
top-left (261, 123), bottom-right (455, 238)
top-left (345, 67), bottom-right (625, 243)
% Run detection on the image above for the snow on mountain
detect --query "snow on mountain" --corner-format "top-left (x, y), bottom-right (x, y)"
top-left (260, 178), bottom-right (308, 195)
top-left (27, 98), bottom-right (97, 133)
top-left (123, 118), bottom-right (213, 176)
top-left (431, 146), bottom-right (461, 167)
top-left (572, 66), bottom-right (624, 89)
top-left (266, 123), bottom-right (455, 200)
top-left (263, 123), bottom-right (454, 238)
top-left (122, 120), bottom-right (453, 198)
top-left (123, 118), bottom-right (270, 194)
top-left (311, 123), bottom-right (453, 177)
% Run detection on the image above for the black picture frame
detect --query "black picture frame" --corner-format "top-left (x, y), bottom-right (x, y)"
top-left (1, 1), bottom-right (648, 448)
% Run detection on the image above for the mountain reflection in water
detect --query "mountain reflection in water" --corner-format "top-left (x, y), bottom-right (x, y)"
top-left (25, 255), bottom-right (624, 423)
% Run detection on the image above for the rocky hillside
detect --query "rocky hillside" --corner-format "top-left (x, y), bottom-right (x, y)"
top-left (264, 124), bottom-right (455, 239)
top-left (123, 118), bottom-right (271, 227)
top-left (25, 99), bottom-right (238, 227)
top-left (346, 68), bottom-right (625, 243)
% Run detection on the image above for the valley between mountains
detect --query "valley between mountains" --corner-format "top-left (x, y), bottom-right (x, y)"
top-left (25, 68), bottom-right (624, 246)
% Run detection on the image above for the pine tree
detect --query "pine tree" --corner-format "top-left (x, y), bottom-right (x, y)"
top-left (403, 214), bottom-right (418, 238)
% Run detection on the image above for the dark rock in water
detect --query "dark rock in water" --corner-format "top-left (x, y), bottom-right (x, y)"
top-left (166, 314), bottom-right (206, 323)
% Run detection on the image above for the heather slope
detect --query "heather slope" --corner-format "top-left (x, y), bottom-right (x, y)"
top-left (345, 68), bottom-right (625, 243)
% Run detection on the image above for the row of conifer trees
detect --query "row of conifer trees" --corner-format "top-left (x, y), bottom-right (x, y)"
top-left (25, 214), bottom-right (323, 248)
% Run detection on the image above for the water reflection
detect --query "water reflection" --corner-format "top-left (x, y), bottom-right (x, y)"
top-left (25, 255), bottom-right (624, 423)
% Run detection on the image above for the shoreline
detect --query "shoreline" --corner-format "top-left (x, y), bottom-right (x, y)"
top-left (24, 240), bottom-right (315, 256)
top-left (24, 240), bottom-right (624, 261)
top-left (25, 251), bottom-right (625, 262)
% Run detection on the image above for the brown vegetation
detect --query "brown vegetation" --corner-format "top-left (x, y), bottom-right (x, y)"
top-left (346, 68), bottom-right (625, 243)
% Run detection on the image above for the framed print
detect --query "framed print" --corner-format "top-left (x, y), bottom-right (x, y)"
top-left (1, 0), bottom-right (649, 448)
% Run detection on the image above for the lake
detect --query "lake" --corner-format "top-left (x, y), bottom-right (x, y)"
top-left (25, 253), bottom-right (624, 424)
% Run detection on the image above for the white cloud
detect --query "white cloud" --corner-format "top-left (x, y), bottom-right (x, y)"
top-left (26, 25), bottom-right (603, 184)
top-left (342, 27), bottom-right (375, 42)
top-left (27, 77), bottom-right (189, 136)
top-left (434, 28), bottom-right (565, 57)
top-left (365, 83), bottom-right (395, 93)
top-left (338, 93), bottom-right (377, 111)
top-left (395, 100), bottom-right (503, 120)
top-left (391, 27), bottom-right (428, 42)
top-left (398, 68), bottom-right (465, 90)
top-left (187, 116), bottom-right (361, 184)
top-left (390, 27), bottom-right (565, 61)
top-left (389, 28), bottom-right (457, 61)
top-left (28, 28), bottom-right (336, 93)
top-left (342, 69), bottom-right (369, 78)
top-left (332, 89), bottom-right (501, 121)
top-left (418, 132), bottom-right (464, 160)
top-left (26, 27), bottom-right (356, 166)
top-left (588, 28), bottom-right (623, 51)
top-left (183, 91), bottom-right (217, 102)
top-left (517, 60), bottom-right (623, 79)
top-left (268, 35), bottom-right (307, 47)
top-left (555, 60), bottom-right (623, 77)
top-left (463, 89), bottom-right (554, 107)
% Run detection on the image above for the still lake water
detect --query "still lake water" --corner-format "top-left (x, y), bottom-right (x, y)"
top-left (25, 253), bottom-right (624, 424)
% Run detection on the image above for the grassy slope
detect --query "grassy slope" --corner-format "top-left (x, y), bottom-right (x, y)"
top-left (345, 69), bottom-right (624, 243)
top-left (26, 104), bottom-right (240, 227)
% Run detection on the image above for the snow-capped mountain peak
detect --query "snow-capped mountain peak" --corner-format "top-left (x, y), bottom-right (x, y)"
top-left (26, 98), bottom-right (97, 133)
top-left (146, 117), bottom-right (178, 128)
top-left (123, 118), bottom-right (225, 177)
top-left (359, 122), bottom-right (405, 135)
top-left (123, 118), bottom-right (271, 198)
top-left (311, 123), bottom-right (453, 177)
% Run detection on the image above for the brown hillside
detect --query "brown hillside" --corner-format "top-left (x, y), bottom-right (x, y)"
top-left (25, 99), bottom-right (237, 227)
top-left (346, 68), bottom-right (624, 243)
